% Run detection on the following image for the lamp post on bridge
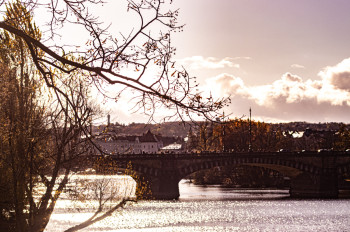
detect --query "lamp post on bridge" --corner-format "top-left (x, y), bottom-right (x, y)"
top-left (222, 112), bottom-right (226, 152)
top-left (249, 107), bottom-right (252, 152)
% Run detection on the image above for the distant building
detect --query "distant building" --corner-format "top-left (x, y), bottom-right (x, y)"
top-left (95, 130), bottom-right (163, 154)
top-left (160, 142), bottom-right (184, 153)
top-left (138, 130), bottom-right (163, 153)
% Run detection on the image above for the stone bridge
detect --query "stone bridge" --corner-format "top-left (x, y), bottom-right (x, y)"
top-left (95, 151), bottom-right (350, 200)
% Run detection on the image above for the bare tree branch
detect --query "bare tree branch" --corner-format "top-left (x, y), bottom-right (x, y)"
top-left (0, 0), bottom-right (230, 123)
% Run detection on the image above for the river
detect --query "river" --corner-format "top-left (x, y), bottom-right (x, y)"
top-left (45, 176), bottom-right (350, 232)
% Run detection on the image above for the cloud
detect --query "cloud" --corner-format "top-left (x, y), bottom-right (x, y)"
top-left (319, 58), bottom-right (350, 91)
top-left (203, 57), bottom-right (350, 122)
top-left (204, 73), bottom-right (247, 98)
top-left (178, 56), bottom-right (240, 70)
top-left (291, 64), bottom-right (305, 69)
top-left (96, 57), bottom-right (350, 124)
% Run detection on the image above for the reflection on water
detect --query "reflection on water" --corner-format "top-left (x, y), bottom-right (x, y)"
top-left (45, 177), bottom-right (350, 232)
top-left (179, 180), bottom-right (289, 201)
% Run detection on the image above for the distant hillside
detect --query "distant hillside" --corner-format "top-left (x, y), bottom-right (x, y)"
top-left (93, 121), bottom-right (194, 138)
top-left (271, 121), bottom-right (348, 131)
top-left (93, 121), bottom-right (349, 138)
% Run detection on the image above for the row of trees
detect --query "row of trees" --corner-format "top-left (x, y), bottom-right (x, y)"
top-left (187, 119), bottom-right (289, 152)
top-left (187, 119), bottom-right (350, 152)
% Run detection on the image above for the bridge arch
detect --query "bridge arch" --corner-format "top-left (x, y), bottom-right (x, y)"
top-left (178, 157), bottom-right (321, 180)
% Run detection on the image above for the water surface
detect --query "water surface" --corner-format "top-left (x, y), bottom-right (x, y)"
top-left (45, 177), bottom-right (350, 231)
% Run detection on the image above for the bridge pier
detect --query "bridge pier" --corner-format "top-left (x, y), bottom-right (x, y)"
top-left (145, 159), bottom-right (181, 200)
top-left (134, 159), bottom-right (181, 200)
top-left (290, 169), bottom-right (338, 198)
top-left (290, 155), bottom-right (339, 198)
top-left (147, 175), bottom-right (180, 200)
top-left (134, 174), bottom-right (180, 200)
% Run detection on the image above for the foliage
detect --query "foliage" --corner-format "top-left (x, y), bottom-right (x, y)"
top-left (0, 2), bottom-right (45, 230)
top-left (187, 119), bottom-right (350, 153)
top-left (0, 2), bottom-right (99, 231)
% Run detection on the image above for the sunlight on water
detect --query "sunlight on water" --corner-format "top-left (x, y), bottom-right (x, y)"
top-left (45, 178), bottom-right (350, 232)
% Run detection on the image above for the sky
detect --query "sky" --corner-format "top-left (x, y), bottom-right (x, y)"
top-left (170, 0), bottom-right (350, 123)
top-left (33, 0), bottom-right (350, 124)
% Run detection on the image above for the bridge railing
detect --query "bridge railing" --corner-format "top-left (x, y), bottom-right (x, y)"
top-left (102, 150), bottom-right (350, 161)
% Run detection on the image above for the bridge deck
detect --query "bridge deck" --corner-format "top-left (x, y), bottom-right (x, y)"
top-left (107, 151), bottom-right (350, 160)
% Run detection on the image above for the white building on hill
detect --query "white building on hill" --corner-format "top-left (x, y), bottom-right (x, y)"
top-left (95, 130), bottom-right (163, 154)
